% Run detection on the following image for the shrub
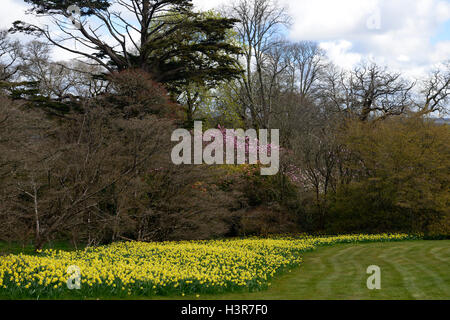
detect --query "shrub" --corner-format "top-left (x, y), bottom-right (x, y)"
top-left (101, 69), bottom-right (181, 119)
top-left (326, 116), bottom-right (450, 234)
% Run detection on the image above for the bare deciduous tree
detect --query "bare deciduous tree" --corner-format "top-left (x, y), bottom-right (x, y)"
top-left (419, 61), bottom-right (450, 115)
top-left (285, 41), bottom-right (327, 99)
top-left (0, 30), bottom-right (22, 82)
top-left (224, 0), bottom-right (291, 128)
top-left (323, 62), bottom-right (415, 121)
top-left (0, 92), bottom-right (172, 249)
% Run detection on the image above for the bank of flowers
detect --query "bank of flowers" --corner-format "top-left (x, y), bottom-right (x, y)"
top-left (0, 233), bottom-right (416, 298)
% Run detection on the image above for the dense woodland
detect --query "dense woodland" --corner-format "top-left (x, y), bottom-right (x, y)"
top-left (0, 0), bottom-right (449, 249)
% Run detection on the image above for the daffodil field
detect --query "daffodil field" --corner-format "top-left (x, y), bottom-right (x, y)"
top-left (0, 234), bottom-right (416, 298)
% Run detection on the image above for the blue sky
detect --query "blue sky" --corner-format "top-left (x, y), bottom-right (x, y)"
top-left (2, 0), bottom-right (449, 80)
top-left (432, 19), bottom-right (450, 43)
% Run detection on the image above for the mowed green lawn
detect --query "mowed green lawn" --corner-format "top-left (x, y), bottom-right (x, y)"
top-left (169, 240), bottom-right (449, 300)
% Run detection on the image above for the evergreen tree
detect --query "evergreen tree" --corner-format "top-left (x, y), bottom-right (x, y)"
top-left (12, 0), bottom-right (242, 93)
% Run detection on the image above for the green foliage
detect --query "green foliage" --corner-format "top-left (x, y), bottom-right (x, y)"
top-left (216, 164), bottom-right (298, 207)
top-left (22, 0), bottom-right (110, 15)
top-left (0, 80), bottom-right (40, 99)
top-left (327, 117), bottom-right (450, 235)
top-left (327, 182), bottom-right (412, 233)
top-left (141, 11), bottom-right (243, 93)
top-left (0, 80), bottom-right (80, 115)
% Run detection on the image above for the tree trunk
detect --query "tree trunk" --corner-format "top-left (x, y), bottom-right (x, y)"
top-left (32, 184), bottom-right (42, 251)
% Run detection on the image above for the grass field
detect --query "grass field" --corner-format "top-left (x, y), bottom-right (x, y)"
top-left (0, 237), bottom-right (448, 300)
top-left (182, 240), bottom-right (449, 300)
top-left (0, 242), bottom-right (79, 256)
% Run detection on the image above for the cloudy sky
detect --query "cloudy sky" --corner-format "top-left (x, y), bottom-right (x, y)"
top-left (2, 0), bottom-right (449, 80)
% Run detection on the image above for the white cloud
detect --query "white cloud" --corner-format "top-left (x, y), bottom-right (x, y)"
top-left (283, 0), bottom-right (380, 40)
top-left (431, 41), bottom-right (450, 63)
top-left (193, 0), bottom-right (228, 10)
top-left (283, 0), bottom-right (450, 78)
top-left (0, 0), bottom-right (27, 30)
top-left (319, 40), bottom-right (362, 69)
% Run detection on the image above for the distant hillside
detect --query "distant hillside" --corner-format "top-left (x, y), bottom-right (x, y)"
top-left (433, 118), bottom-right (450, 125)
